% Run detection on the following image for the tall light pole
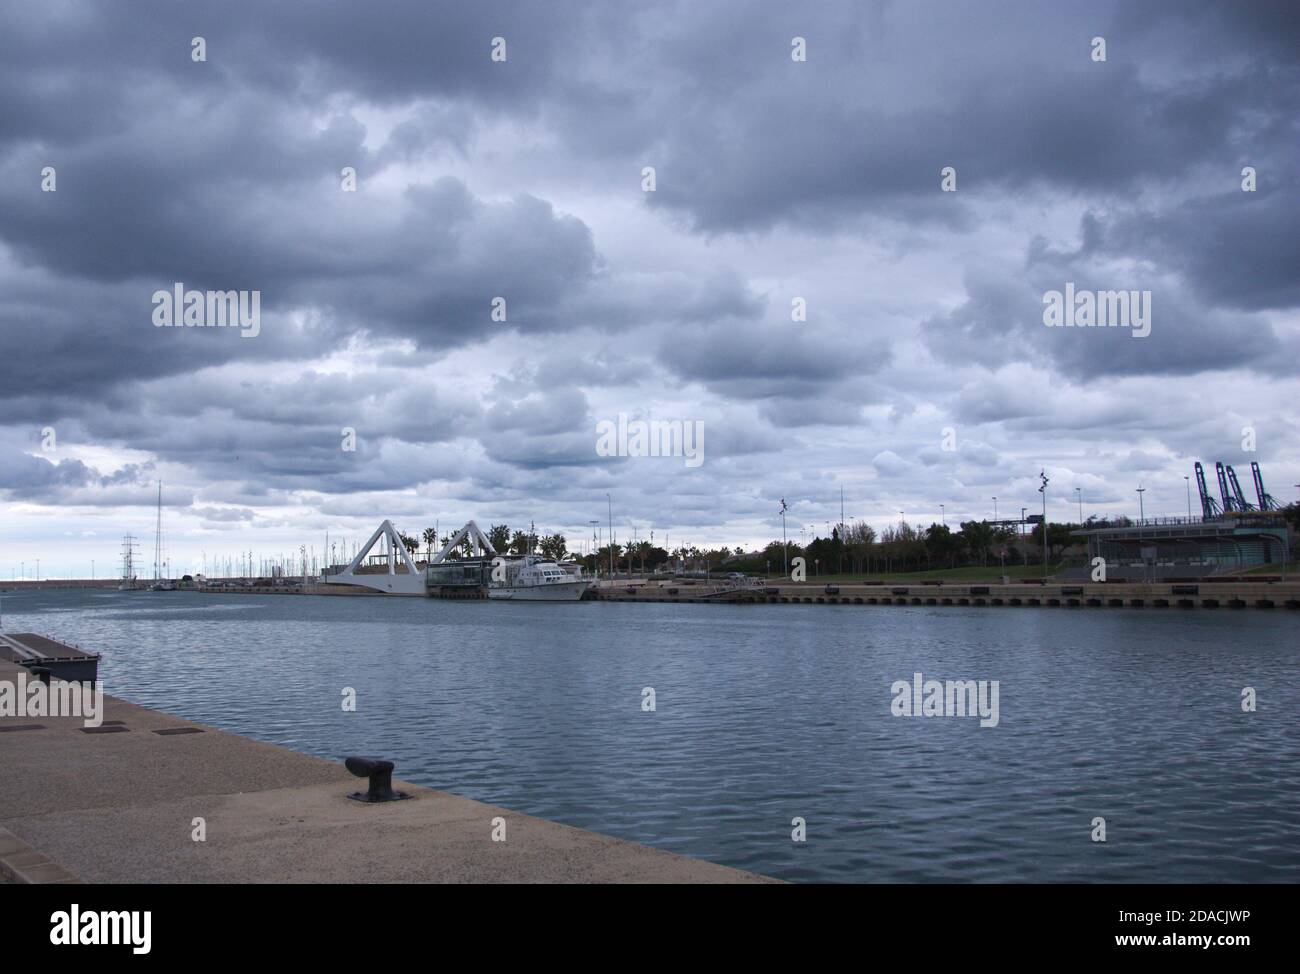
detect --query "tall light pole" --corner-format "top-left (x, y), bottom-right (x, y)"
top-left (1137, 486), bottom-right (1147, 581)
top-left (1184, 476), bottom-right (1192, 520)
top-left (940, 503), bottom-right (945, 527)
top-left (1075, 487), bottom-right (1083, 524)
top-left (588, 520), bottom-right (599, 576)
top-left (607, 493), bottom-right (614, 579)
top-left (993, 497), bottom-right (1004, 571)
top-left (779, 499), bottom-right (788, 577)
top-left (1038, 470), bottom-right (1049, 578)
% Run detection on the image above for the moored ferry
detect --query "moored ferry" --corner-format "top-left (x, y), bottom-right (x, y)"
top-left (488, 555), bottom-right (591, 601)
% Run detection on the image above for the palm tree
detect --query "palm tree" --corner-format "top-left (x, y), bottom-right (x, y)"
top-left (635, 539), bottom-right (654, 572)
top-left (422, 527), bottom-right (437, 561)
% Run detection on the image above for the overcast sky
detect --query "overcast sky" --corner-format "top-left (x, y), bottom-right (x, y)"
top-left (2, 0), bottom-right (1297, 577)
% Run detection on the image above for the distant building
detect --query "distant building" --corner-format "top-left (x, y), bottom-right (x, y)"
top-left (1070, 514), bottom-right (1289, 578)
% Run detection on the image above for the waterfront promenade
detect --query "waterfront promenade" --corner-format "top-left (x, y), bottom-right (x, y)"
top-left (0, 659), bottom-right (769, 884)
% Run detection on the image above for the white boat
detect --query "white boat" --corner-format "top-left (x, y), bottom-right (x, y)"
top-left (148, 480), bottom-right (175, 592)
top-left (488, 555), bottom-right (591, 601)
top-left (118, 535), bottom-right (140, 591)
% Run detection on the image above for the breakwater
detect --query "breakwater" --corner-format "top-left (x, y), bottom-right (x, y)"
top-left (594, 578), bottom-right (1300, 609)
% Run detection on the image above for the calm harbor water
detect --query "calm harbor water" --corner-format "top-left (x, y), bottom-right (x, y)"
top-left (5, 587), bottom-right (1298, 882)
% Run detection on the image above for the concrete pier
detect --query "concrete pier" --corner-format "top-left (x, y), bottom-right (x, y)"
top-left (594, 578), bottom-right (1300, 609)
top-left (0, 658), bottom-right (770, 884)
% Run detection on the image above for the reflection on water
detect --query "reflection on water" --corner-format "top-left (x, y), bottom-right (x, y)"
top-left (5, 588), bottom-right (1298, 882)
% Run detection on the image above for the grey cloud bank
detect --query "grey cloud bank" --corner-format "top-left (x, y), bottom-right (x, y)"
top-left (0, 0), bottom-right (1296, 572)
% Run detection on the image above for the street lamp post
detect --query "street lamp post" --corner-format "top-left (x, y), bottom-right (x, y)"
top-left (1038, 471), bottom-right (1049, 578)
top-left (607, 494), bottom-right (614, 579)
top-left (993, 497), bottom-right (1003, 571)
top-left (940, 503), bottom-right (945, 527)
top-left (1075, 487), bottom-right (1083, 524)
top-left (1137, 487), bottom-right (1147, 582)
top-left (779, 499), bottom-right (788, 578)
top-left (1184, 476), bottom-right (1192, 521)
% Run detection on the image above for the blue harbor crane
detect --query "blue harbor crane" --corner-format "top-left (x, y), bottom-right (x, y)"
top-left (1194, 462), bottom-right (1220, 518)
top-left (1214, 462), bottom-right (1236, 513)
top-left (1250, 461), bottom-right (1281, 511)
top-left (1225, 465), bottom-right (1255, 512)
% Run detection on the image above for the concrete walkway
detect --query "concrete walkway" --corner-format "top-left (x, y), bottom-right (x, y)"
top-left (0, 661), bottom-right (770, 883)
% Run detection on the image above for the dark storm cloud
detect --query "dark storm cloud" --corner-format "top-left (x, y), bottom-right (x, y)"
top-left (658, 316), bottom-right (885, 397)
top-left (920, 235), bottom-right (1285, 382)
top-left (0, 263), bottom-right (328, 403)
top-left (1090, 187), bottom-right (1300, 314)
top-left (0, 444), bottom-right (160, 502)
top-left (0, 0), bottom-right (1297, 543)
top-left (610, 1), bottom-right (1294, 236)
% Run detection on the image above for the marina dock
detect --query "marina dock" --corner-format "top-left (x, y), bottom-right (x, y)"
top-left (0, 632), bottom-right (101, 682)
top-left (591, 577), bottom-right (1300, 609)
top-left (0, 650), bottom-right (770, 884)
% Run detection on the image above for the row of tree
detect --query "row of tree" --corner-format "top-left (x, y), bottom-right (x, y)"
top-left (392, 522), bottom-right (737, 575)
top-left (748, 519), bottom-right (1079, 575)
top-left (387, 501), bottom-right (1300, 576)
top-left (390, 524), bottom-right (569, 562)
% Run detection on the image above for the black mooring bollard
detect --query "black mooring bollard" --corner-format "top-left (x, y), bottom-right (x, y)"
top-left (344, 756), bottom-right (411, 803)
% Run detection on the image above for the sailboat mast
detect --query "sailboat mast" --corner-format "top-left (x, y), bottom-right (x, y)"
top-left (154, 480), bottom-right (163, 582)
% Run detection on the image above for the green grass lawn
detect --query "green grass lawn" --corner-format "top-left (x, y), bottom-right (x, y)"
top-left (1237, 561), bottom-right (1300, 576)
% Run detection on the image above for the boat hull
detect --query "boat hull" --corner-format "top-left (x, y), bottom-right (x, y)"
top-left (488, 580), bottom-right (591, 601)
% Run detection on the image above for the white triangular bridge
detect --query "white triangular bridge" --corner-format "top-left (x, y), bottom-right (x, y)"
top-left (432, 520), bottom-right (496, 563)
top-left (325, 519), bottom-right (496, 595)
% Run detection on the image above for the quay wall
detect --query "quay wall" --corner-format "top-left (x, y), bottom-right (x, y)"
top-left (0, 656), bottom-right (769, 884)
top-left (593, 578), bottom-right (1300, 610)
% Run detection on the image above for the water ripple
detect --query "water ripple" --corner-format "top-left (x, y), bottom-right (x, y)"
top-left (5, 589), bottom-right (1297, 882)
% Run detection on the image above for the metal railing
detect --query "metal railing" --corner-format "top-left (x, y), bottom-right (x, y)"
top-left (1074, 513), bottom-right (1287, 531)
